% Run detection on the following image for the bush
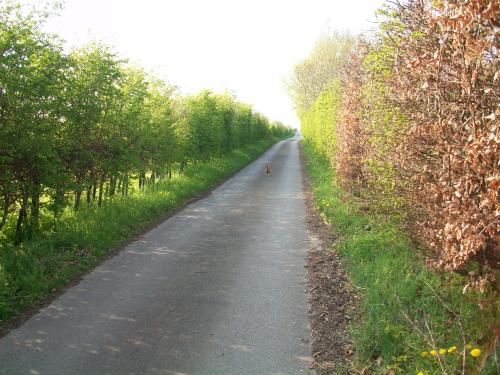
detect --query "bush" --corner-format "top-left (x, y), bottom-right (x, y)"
top-left (302, 142), bottom-right (499, 374)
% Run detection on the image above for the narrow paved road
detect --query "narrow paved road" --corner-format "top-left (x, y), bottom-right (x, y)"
top-left (0, 139), bottom-right (313, 375)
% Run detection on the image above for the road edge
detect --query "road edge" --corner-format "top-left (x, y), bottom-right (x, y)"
top-left (299, 142), bottom-right (357, 374)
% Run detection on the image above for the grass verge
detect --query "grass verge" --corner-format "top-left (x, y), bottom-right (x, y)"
top-left (301, 141), bottom-right (498, 375)
top-left (0, 139), bottom-right (280, 326)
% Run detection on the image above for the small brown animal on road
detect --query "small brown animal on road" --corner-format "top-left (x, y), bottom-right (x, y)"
top-left (264, 163), bottom-right (271, 176)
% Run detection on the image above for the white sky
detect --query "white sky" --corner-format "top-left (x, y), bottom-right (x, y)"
top-left (36, 0), bottom-right (385, 128)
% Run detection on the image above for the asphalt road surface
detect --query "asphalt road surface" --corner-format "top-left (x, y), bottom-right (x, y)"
top-left (0, 138), bottom-right (314, 375)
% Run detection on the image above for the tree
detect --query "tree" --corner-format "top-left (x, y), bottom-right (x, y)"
top-left (62, 43), bottom-right (122, 208)
top-left (0, 1), bottom-right (67, 240)
top-left (287, 31), bottom-right (356, 114)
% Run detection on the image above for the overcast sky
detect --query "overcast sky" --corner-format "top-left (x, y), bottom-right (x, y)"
top-left (36, 0), bottom-right (385, 128)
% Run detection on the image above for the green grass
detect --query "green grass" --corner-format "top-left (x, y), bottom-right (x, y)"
top-left (301, 141), bottom-right (499, 375)
top-left (0, 139), bottom-right (280, 323)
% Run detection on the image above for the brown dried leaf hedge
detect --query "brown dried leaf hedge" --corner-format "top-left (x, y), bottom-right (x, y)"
top-left (337, 0), bottom-right (499, 286)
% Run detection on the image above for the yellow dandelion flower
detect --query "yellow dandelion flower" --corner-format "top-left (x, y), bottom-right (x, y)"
top-left (439, 349), bottom-right (446, 355)
top-left (448, 346), bottom-right (457, 353)
top-left (430, 349), bottom-right (437, 356)
top-left (417, 372), bottom-right (424, 375)
top-left (420, 351), bottom-right (429, 357)
top-left (471, 348), bottom-right (481, 357)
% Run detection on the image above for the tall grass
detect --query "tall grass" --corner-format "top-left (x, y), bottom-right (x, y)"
top-left (0, 139), bottom-right (279, 322)
top-left (301, 141), bottom-right (498, 374)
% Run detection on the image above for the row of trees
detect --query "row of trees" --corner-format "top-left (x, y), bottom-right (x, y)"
top-left (0, 3), bottom-right (292, 243)
top-left (289, 0), bottom-right (498, 288)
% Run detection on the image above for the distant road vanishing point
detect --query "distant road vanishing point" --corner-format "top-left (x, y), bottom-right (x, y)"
top-left (0, 137), bottom-right (315, 375)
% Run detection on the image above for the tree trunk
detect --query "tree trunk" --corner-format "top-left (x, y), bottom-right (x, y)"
top-left (54, 185), bottom-right (65, 223)
top-left (86, 185), bottom-right (92, 205)
top-left (0, 193), bottom-right (10, 232)
top-left (14, 191), bottom-right (29, 244)
top-left (139, 171), bottom-right (146, 190)
top-left (109, 176), bottom-right (116, 197)
top-left (122, 173), bottom-right (128, 196)
top-left (27, 182), bottom-right (41, 239)
top-left (98, 178), bottom-right (104, 207)
top-left (74, 188), bottom-right (82, 210)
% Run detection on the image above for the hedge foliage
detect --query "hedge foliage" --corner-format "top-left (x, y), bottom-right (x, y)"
top-left (290, 1), bottom-right (498, 372)
top-left (0, 3), bottom-right (292, 244)
top-left (291, 0), bottom-right (499, 289)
